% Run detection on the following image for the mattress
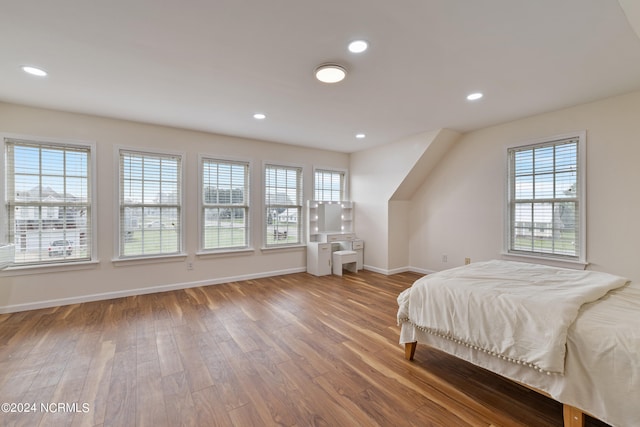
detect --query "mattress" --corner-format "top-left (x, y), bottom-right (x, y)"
top-left (398, 265), bottom-right (640, 427)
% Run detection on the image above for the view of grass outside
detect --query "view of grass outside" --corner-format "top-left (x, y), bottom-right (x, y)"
top-left (121, 206), bottom-right (180, 256)
top-left (122, 227), bottom-right (179, 256)
top-left (509, 138), bottom-right (580, 259)
top-left (513, 230), bottom-right (576, 256)
top-left (203, 214), bottom-right (247, 249)
top-left (119, 150), bottom-right (182, 258)
top-left (265, 223), bottom-right (298, 245)
top-left (201, 159), bottom-right (249, 251)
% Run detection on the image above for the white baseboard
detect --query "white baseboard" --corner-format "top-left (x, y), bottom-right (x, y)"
top-left (0, 266), bottom-right (307, 314)
top-left (407, 266), bottom-right (436, 275)
top-left (364, 265), bottom-right (435, 276)
top-left (362, 264), bottom-right (389, 275)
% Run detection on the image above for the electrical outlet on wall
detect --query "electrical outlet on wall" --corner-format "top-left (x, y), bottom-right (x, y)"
top-left (187, 262), bottom-right (194, 270)
top-left (465, 257), bottom-right (471, 265)
top-left (442, 254), bottom-right (448, 263)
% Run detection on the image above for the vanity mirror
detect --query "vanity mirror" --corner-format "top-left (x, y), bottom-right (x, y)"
top-left (306, 200), bottom-right (353, 242)
top-left (317, 203), bottom-right (342, 233)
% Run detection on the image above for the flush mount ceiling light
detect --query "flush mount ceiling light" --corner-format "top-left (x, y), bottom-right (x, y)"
top-left (355, 133), bottom-right (366, 139)
top-left (466, 92), bottom-right (483, 101)
top-left (348, 40), bottom-right (368, 53)
top-left (314, 63), bottom-right (347, 83)
top-left (22, 66), bottom-right (47, 77)
top-left (253, 113), bottom-right (266, 120)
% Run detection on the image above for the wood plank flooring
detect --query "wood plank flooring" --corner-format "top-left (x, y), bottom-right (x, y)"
top-left (0, 270), bottom-right (611, 427)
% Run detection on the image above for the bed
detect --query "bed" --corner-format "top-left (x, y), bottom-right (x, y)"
top-left (397, 260), bottom-right (640, 427)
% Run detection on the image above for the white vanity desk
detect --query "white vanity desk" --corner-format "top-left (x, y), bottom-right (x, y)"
top-left (306, 201), bottom-right (364, 276)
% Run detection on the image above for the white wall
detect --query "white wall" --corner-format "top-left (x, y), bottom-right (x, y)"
top-left (351, 129), bottom-right (459, 273)
top-left (350, 131), bottom-right (438, 272)
top-left (409, 90), bottom-right (640, 282)
top-left (0, 102), bottom-right (349, 312)
top-left (4, 88), bottom-right (640, 311)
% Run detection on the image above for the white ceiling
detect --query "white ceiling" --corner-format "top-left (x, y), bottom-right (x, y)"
top-left (2, 0), bottom-right (640, 153)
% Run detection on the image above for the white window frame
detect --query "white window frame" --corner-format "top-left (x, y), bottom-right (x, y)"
top-left (263, 162), bottom-right (304, 248)
top-left (115, 147), bottom-right (185, 261)
top-left (198, 155), bottom-right (251, 253)
top-left (313, 167), bottom-right (348, 202)
top-left (2, 133), bottom-right (97, 269)
top-left (504, 131), bottom-right (587, 266)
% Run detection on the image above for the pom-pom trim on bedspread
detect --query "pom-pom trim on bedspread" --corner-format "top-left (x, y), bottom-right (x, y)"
top-left (399, 318), bottom-right (557, 376)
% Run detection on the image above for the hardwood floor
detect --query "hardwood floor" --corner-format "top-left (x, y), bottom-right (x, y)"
top-left (0, 270), bottom-right (611, 427)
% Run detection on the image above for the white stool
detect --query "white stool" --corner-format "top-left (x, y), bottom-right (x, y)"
top-left (332, 250), bottom-right (358, 276)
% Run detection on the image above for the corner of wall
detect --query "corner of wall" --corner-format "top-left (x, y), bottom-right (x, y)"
top-left (351, 128), bottom-right (461, 272)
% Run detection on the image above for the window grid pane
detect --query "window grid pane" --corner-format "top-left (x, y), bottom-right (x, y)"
top-left (265, 165), bottom-right (302, 246)
top-left (6, 139), bottom-right (92, 265)
top-left (509, 138), bottom-right (579, 259)
top-left (314, 169), bottom-right (344, 202)
top-left (120, 150), bottom-right (182, 257)
top-left (202, 159), bottom-right (249, 250)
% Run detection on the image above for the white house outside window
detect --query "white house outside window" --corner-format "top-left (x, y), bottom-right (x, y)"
top-left (201, 158), bottom-right (249, 251)
top-left (119, 149), bottom-right (182, 258)
top-left (506, 133), bottom-right (585, 262)
top-left (4, 137), bottom-right (93, 265)
top-left (264, 164), bottom-right (302, 246)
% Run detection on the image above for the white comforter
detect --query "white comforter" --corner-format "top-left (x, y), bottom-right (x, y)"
top-left (397, 260), bottom-right (628, 374)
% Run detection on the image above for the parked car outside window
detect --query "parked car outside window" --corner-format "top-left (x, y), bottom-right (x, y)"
top-left (48, 240), bottom-right (73, 257)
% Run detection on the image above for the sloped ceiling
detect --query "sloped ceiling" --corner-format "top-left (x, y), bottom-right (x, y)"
top-left (619, 0), bottom-right (640, 40)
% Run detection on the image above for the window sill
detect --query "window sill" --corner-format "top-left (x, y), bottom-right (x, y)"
top-left (261, 244), bottom-right (306, 252)
top-left (501, 252), bottom-right (589, 270)
top-left (196, 248), bottom-right (256, 257)
top-left (0, 259), bottom-right (100, 277)
top-left (112, 253), bottom-right (188, 266)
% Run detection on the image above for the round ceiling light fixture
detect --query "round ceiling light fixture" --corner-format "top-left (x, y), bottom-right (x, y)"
top-left (348, 40), bottom-right (368, 53)
top-left (466, 92), bottom-right (483, 101)
top-left (314, 63), bottom-right (347, 83)
top-left (253, 113), bottom-right (266, 120)
top-left (22, 66), bottom-right (48, 77)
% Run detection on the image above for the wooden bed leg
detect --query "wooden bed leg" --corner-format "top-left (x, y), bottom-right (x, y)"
top-left (563, 404), bottom-right (585, 427)
top-left (405, 342), bottom-right (417, 361)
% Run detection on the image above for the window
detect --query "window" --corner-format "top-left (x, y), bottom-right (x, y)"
top-left (264, 164), bottom-right (302, 246)
top-left (506, 133), bottom-right (585, 262)
top-left (314, 169), bottom-right (346, 202)
top-left (201, 157), bottom-right (249, 251)
top-left (4, 137), bottom-right (94, 265)
top-left (119, 149), bottom-right (182, 258)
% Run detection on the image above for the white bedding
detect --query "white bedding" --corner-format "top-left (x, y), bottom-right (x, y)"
top-left (397, 260), bottom-right (628, 374)
top-left (398, 260), bottom-right (640, 427)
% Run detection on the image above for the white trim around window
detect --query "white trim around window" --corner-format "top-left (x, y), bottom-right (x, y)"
top-left (198, 154), bottom-right (252, 254)
top-left (1, 133), bottom-right (98, 270)
top-left (263, 162), bottom-right (304, 249)
top-left (114, 146), bottom-right (186, 262)
top-left (313, 166), bottom-right (348, 202)
top-left (504, 131), bottom-right (587, 267)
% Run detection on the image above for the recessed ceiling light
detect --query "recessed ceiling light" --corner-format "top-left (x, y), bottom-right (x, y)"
top-left (355, 133), bottom-right (366, 139)
top-left (314, 64), bottom-right (347, 83)
top-left (253, 113), bottom-right (266, 120)
top-left (22, 66), bottom-right (47, 77)
top-left (467, 92), bottom-right (483, 101)
top-left (348, 40), bottom-right (368, 53)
